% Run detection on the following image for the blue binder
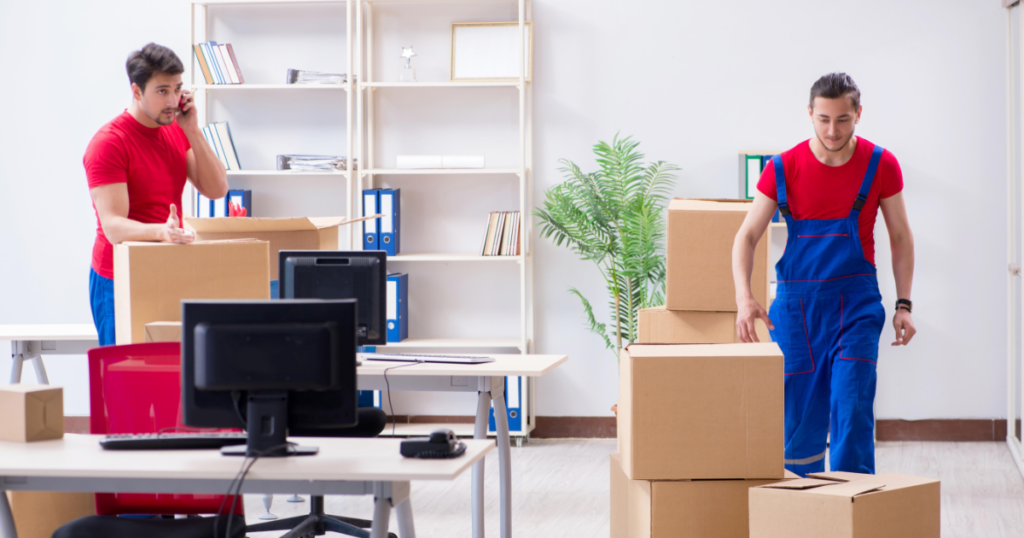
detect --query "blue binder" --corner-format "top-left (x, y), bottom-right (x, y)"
top-left (488, 375), bottom-right (523, 433)
top-left (386, 273), bottom-right (408, 342)
top-left (363, 190), bottom-right (380, 250)
top-left (760, 155), bottom-right (780, 222)
top-left (226, 189), bottom-right (252, 216)
top-left (379, 188), bottom-right (401, 256)
top-left (357, 346), bottom-right (382, 408)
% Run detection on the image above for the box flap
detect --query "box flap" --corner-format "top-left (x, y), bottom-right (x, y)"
top-left (120, 239), bottom-right (261, 247)
top-left (812, 479), bottom-right (887, 498)
top-left (757, 478), bottom-right (837, 490)
top-left (626, 343), bottom-right (781, 358)
top-left (807, 471), bottom-right (871, 483)
top-left (669, 198), bottom-right (752, 212)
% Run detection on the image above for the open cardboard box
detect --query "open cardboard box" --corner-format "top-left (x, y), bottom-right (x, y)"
top-left (114, 239), bottom-right (270, 344)
top-left (749, 471), bottom-right (940, 538)
top-left (618, 343), bottom-right (784, 480)
top-left (184, 215), bottom-right (378, 280)
top-left (665, 199), bottom-right (770, 312)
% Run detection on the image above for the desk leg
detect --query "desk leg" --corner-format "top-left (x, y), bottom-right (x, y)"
top-left (370, 485), bottom-right (392, 538)
top-left (472, 388), bottom-right (490, 538)
top-left (396, 497), bottom-right (416, 538)
top-left (9, 342), bottom-right (23, 384)
top-left (31, 357), bottom-right (48, 385)
top-left (0, 489), bottom-right (17, 538)
top-left (491, 383), bottom-right (512, 538)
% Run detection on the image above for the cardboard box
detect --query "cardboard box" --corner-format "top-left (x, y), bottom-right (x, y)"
top-left (749, 472), bottom-right (940, 538)
top-left (0, 385), bottom-right (63, 442)
top-left (637, 306), bottom-right (770, 344)
top-left (665, 199), bottom-right (769, 312)
top-left (6, 491), bottom-right (96, 538)
top-left (618, 343), bottom-right (784, 480)
top-left (144, 321), bottom-right (182, 343)
top-left (184, 216), bottom-right (358, 280)
top-left (611, 454), bottom-right (796, 538)
top-left (114, 240), bottom-right (270, 345)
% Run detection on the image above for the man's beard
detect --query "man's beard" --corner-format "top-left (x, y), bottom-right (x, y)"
top-left (151, 108), bottom-right (176, 126)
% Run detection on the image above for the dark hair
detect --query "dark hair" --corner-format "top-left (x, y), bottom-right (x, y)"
top-left (126, 43), bottom-right (184, 91)
top-left (809, 72), bottom-right (860, 111)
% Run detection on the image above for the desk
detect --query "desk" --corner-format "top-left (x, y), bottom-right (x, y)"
top-left (0, 325), bottom-right (98, 384)
top-left (357, 353), bottom-right (567, 538)
top-left (0, 434), bottom-right (493, 538)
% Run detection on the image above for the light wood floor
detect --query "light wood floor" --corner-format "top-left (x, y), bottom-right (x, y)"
top-left (243, 440), bottom-right (1024, 538)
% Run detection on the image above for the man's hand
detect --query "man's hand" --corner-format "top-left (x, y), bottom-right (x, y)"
top-left (736, 297), bottom-right (774, 343)
top-left (892, 309), bottom-right (916, 346)
top-left (175, 89), bottom-right (199, 134)
top-left (160, 204), bottom-right (194, 244)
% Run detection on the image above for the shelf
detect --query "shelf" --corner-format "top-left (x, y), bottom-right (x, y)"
top-left (388, 253), bottom-right (522, 262)
top-left (383, 338), bottom-right (523, 349)
top-left (193, 84), bottom-right (347, 91)
top-left (226, 170), bottom-right (348, 176)
top-left (194, 0), bottom-right (346, 6)
top-left (361, 168), bottom-right (522, 176)
top-left (360, 81), bottom-right (521, 88)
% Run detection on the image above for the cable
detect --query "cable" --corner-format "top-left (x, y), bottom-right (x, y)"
top-left (216, 442), bottom-right (297, 538)
top-left (383, 361), bottom-right (421, 436)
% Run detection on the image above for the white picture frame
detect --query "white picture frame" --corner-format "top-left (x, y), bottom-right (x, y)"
top-left (451, 21), bottom-right (533, 82)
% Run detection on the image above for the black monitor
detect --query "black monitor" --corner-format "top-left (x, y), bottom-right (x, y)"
top-left (181, 299), bottom-right (358, 457)
top-left (278, 250), bottom-right (387, 346)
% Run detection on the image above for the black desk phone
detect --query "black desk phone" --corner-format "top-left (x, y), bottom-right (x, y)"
top-left (400, 429), bottom-right (467, 459)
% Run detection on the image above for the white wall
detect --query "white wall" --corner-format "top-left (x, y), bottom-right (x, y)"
top-left (0, 0), bottom-right (1007, 421)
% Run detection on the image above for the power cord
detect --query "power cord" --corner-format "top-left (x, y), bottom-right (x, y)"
top-left (214, 442), bottom-right (297, 538)
top-left (383, 361), bottom-right (421, 436)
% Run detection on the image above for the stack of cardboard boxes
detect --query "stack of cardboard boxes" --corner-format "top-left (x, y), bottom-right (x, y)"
top-left (611, 199), bottom-right (940, 538)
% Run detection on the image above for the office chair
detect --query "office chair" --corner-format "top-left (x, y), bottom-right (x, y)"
top-left (54, 342), bottom-right (245, 538)
top-left (243, 407), bottom-right (396, 538)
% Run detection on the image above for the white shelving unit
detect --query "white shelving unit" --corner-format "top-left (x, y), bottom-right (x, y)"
top-left (354, 0), bottom-right (535, 438)
top-left (1005, 0), bottom-right (1024, 482)
top-left (188, 0), bottom-right (355, 236)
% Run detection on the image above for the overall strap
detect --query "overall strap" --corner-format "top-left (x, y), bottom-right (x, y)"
top-left (772, 154), bottom-right (792, 217)
top-left (851, 145), bottom-right (884, 218)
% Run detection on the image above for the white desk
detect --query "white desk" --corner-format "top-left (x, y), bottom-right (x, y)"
top-left (0, 325), bottom-right (98, 384)
top-left (0, 434), bottom-right (493, 538)
top-left (357, 353), bottom-right (567, 538)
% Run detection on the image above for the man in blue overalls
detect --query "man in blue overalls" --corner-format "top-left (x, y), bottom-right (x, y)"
top-left (732, 73), bottom-right (916, 476)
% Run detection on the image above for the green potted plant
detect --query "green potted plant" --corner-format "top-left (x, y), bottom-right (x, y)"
top-left (535, 134), bottom-right (679, 371)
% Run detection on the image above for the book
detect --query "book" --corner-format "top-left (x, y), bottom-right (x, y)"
top-left (218, 44), bottom-right (240, 84)
top-left (215, 122), bottom-right (242, 171)
top-left (193, 45), bottom-right (214, 85)
top-left (480, 212), bottom-right (500, 256)
top-left (490, 212), bottom-right (506, 256)
top-left (199, 42), bottom-right (222, 84)
top-left (225, 44), bottom-right (245, 84)
top-left (499, 211), bottom-right (514, 255)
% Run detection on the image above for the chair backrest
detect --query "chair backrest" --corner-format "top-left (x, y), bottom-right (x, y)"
top-left (88, 342), bottom-right (242, 516)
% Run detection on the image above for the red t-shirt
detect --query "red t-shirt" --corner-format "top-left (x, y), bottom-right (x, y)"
top-left (757, 137), bottom-right (903, 266)
top-left (84, 111), bottom-right (192, 279)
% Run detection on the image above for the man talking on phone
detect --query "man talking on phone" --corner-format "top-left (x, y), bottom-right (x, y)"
top-left (84, 43), bottom-right (228, 346)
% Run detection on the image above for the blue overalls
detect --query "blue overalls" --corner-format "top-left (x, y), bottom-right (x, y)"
top-left (768, 146), bottom-right (887, 477)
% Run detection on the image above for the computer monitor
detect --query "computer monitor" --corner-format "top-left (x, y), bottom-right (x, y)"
top-left (181, 299), bottom-right (358, 457)
top-left (278, 250), bottom-right (387, 346)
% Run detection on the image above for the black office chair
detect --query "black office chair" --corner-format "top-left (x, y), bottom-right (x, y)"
top-left (52, 408), bottom-right (392, 538)
top-left (244, 407), bottom-right (396, 538)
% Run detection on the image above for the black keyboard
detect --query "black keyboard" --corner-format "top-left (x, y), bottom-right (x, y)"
top-left (100, 432), bottom-right (248, 450)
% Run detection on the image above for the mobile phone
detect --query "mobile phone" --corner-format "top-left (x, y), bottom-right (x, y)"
top-left (178, 95), bottom-right (187, 114)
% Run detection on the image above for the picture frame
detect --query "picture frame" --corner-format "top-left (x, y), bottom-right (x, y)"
top-left (450, 21), bottom-right (533, 82)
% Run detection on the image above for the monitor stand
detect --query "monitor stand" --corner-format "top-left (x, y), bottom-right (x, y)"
top-left (222, 390), bottom-right (318, 457)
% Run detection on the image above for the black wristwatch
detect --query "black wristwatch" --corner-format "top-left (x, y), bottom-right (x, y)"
top-left (895, 299), bottom-right (912, 313)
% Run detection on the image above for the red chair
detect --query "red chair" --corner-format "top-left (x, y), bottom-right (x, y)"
top-left (88, 342), bottom-right (243, 517)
